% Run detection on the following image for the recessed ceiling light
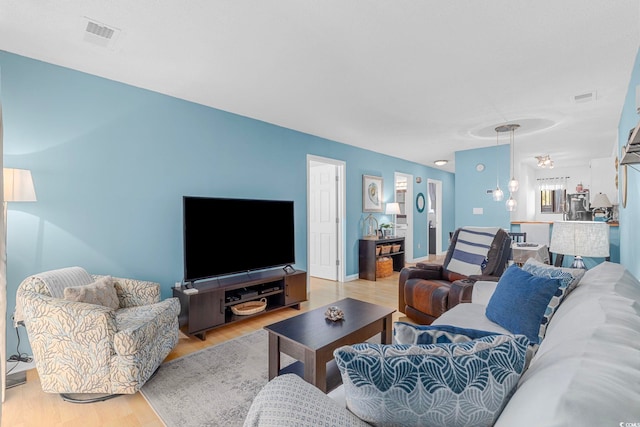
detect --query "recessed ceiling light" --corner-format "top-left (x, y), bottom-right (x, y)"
top-left (434, 160), bottom-right (448, 166)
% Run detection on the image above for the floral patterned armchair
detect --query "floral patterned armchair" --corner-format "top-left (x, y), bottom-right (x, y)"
top-left (16, 267), bottom-right (180, 401)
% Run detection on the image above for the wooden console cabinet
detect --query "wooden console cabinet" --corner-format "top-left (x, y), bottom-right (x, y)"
top-left (173, 269), bottom-right (307, 340)
top-left (358, 237), bottom-right (405, 281)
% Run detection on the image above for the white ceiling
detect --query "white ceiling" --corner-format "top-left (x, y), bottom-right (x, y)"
top-left (1, 0), bottom-right (639, 172)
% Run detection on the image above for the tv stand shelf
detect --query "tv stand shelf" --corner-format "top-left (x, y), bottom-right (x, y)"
top-left (174, 269), bottom-right (307, 340)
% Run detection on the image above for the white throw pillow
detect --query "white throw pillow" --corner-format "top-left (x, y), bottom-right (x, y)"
top-left (63, 276), bottom-right (119, 310)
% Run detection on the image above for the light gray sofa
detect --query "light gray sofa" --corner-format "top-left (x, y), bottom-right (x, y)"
top-left (245, 261), bottom-right (640, 426)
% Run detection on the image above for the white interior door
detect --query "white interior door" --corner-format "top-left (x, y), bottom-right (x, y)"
top-left (309, 161), bottom-right (338, 280)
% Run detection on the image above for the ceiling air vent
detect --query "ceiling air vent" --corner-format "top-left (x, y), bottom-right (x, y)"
top-left (83, 18), bottom-right (120, 48)
top-left (572, 91), bottom-right (597, 103)
top-left (86, 21), bottom-right (115, 39)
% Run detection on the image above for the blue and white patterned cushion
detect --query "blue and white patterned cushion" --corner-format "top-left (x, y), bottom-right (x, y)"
top-left (522, 258), bottom-right (585, 341)
top-left (446, 227), bottom-right (500, 276)
top-left (522, 258), bottom-right (585, 293)
top-left (394, 322), bottom-right (500, 345)
top-left (334, 335), bottom-right (529, 427)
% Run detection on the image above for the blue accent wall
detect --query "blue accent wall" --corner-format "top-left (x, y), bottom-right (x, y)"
top-left (0, 51), bottom-right (454, 355)
top-left (455, 145), bottom-right (511, 229)
top-left (618, 45), bottom-right (640, 277)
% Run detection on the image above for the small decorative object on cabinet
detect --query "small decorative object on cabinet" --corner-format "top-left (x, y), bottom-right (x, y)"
top-left (380, 223), bottom-right (393, 238)
top-left (362, 213), bottom-right (379, 239)
top-left (359, 237), bottom-right (405, 281)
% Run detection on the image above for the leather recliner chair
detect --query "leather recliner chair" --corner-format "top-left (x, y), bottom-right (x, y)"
top-left (398, 227), bottom-right (511, 324)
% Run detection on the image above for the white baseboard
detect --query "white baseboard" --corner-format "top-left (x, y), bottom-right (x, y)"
top-left (345, 273), bottom-right (359, 282)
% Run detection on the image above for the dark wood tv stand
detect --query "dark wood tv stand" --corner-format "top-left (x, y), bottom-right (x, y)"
top-left (173, 269), bottom-right (307, 340)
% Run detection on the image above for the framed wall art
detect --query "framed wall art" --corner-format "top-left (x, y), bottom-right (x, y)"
top-left (362, 175), bottom-right (383, 212)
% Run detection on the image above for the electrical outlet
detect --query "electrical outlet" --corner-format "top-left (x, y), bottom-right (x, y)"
top-left (418, 243), bottom-right (421, 249)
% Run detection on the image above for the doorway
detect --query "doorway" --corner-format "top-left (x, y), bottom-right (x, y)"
top-left (427, 179), bottom-right (443, 254)
top-left (394, 172), bottom-right (413, 262)
top-left (307, 155), bottom-right (345, 282)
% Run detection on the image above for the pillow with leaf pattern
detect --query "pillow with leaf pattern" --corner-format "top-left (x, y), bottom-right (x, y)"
top-left (334, 334), bottom-right (528, 427)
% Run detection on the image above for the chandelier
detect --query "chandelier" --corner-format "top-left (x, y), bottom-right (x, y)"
top-left (536, 154), bottom-right (554, 168)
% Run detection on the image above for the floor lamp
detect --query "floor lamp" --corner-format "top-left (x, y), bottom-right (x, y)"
top-left (3, 168), bottom-right (37, 393)
top-left (549, 221), bottom-right (609, 269)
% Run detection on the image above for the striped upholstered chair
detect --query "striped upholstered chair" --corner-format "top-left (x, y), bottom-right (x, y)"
top-left (398, 227), bottom-right (511, 324)
top-left (16, 266), bottom-right (180, 402)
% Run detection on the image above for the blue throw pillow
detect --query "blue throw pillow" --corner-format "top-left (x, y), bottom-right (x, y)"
top-left (486, 264), bottom-right (561, 344)
top-left (394, 322), bottom-right (499, 345)
top-left (334, 335), bottom-right (529, 427)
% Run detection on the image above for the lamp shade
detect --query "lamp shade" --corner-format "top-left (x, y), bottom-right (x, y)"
top-left (385, 202), bottom-right (401, 215)
top-left (3, 168), bottom-right (37, 202)
top-left (591, 192), bottom-right (612, 208)
top-left (549, 221), bottom-right (609, 258)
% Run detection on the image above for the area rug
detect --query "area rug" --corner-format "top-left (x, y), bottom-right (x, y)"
top-left (140, 329), bottom-right (294, 427)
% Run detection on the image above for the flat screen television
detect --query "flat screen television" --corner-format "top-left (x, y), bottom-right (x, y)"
top-left (183, 196), bottom-right (295, 282)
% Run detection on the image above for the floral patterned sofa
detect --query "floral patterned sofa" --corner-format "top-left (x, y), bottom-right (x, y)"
top-left (16, 266), bottom-right (180, 399)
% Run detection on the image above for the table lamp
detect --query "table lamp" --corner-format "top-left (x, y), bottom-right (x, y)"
top-left (591, 192), bottom-right (612, 221)
top-left (384, 202), bottom-right (401, 237)
top-left (549, 221), bottom-right (609, 269)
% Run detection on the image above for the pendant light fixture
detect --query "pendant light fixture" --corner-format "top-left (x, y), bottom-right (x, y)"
top-left (494, 124), bottom-right (520, 209)
top-left (492, 129), bottom-right (504, 202)
top-left (506, 124), bottom-right (520, 193)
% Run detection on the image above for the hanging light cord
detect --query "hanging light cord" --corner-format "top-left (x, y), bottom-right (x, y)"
top-left (510, 128), bottom-right (515, 178)
top-left (496, 131), bottom-right (500, 187)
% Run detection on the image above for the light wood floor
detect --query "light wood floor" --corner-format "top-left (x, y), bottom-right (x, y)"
top-left (2, 257), bottom-right (442, 427)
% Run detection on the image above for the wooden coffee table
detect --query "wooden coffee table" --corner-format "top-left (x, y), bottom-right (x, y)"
top-left (264, 297), bottom-right (396, 392)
